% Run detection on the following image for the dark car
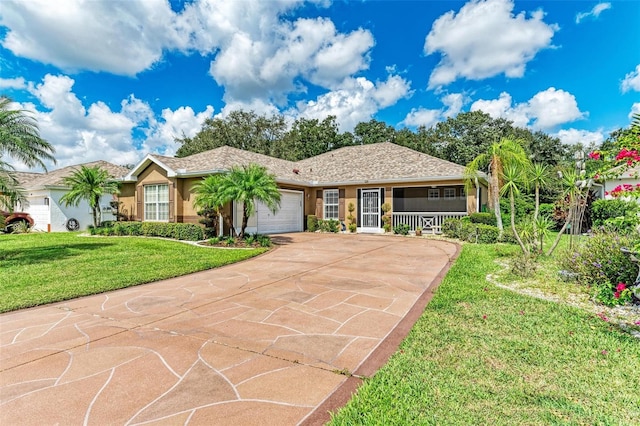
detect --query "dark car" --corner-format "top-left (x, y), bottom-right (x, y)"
top-left (1, 210), bottom-right (34, 233)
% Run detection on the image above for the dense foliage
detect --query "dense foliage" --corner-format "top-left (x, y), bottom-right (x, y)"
top-left (176, 110), bottom-right (567, 168)
top-left (90, 221), bottom-right (205, 241)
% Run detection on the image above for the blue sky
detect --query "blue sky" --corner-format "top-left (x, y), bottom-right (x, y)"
top-left (1, 0), bottom-right (639, 170)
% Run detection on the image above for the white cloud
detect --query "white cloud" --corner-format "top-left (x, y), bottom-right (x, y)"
top-left (0, 0), bottom-right (178, 75)
top-left (555, 128), bottom-right (605, 146)
top-left (441, 93), bottom-right (467, 117)
top-left (471, 88), bottom-right (585, 129)
top-left (527, 88), bottom-right (585, 129)
top-left (470, 92), bottom-right (529, 127)
top-left (576, 2), bottom-right (612, 24)
top-left (401, 108), bottom-right (442, 128)
top-left (424, 0), bottom-right (557, 89)
top-left (208, 16), bottom-right (375, 103)
top-left (400, 93), bottom-right (467, 127)
top-left (0, 77), bottom-right (27, 90)
top-left (296, 75), bottom-right (411, 131)
top-left (622, 65), bottom-right (640, 93)
top-left (11, 74), bottom-right (213, 170)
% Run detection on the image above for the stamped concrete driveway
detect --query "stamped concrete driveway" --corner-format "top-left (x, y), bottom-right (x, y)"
top-left (1, 233), bottom-right (458, 425)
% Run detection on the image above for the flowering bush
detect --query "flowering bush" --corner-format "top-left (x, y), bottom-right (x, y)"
top-left (589, 113), bottom-right (640, 199)
top-left (560, 231), bottom-right (637, 306)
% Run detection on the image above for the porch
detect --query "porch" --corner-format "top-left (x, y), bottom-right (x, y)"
top-left (391, 185), bottom-right (468, 233)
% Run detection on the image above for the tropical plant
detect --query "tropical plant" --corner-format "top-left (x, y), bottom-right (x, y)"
top-left (60, 165), bottom-right (119, 228)
top-left (465, 137), bottom-right (531, 238)
top-left (193, 174), bottom-right (236, 237)
top-left (193, 163), bottom-right (280, 239)
top-left (546, 169), bottom-right (589, 256)
top-left (0, 96), bottom-right (55, 209)
top-left (500, 165), bottom-right (529, 254)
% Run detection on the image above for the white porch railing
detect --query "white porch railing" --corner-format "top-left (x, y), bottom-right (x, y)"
top-left (392, 212), bottom-right (467, 234)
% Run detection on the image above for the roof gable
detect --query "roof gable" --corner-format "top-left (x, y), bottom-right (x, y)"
top-left (20, 161), bottom-right (130, 189)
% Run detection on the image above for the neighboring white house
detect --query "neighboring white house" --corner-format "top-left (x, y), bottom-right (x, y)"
top-left (599, 164), bottom-right (640, 200)
top-left (14, 161), bottom-right (130, 232)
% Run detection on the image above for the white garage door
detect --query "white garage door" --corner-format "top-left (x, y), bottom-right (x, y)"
top-left (256, 190), bottom-right (303, 234)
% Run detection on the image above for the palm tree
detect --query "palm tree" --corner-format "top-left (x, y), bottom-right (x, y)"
top-left (0, 96), bottom-right (55, 209)
top-left (500, 165), bottom-right (529, 255)
top-left (193, 173), bottom-right (236, 237)
top-left (465, 138), bottom-right (530, 237)
top-left (193, 163), bottom-right (281, 239)
top-left (60, 165), bottom-right (119, 228)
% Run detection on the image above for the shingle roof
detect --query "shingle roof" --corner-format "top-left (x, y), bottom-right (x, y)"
top-left (298, 142), bottom-right (467, 183)
top-left (136, 142), bottom-right (467, 186)
top-left (150, 146), bottom-right (310, 183)
top-left (19, 161), bottom-right (130, 189)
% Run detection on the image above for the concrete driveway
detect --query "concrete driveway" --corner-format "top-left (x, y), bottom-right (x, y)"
top-left (0, 233), bottom-right (458, 425)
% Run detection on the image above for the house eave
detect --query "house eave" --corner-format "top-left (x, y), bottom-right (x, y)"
top-left (307, 175), bottom-right (469, 187)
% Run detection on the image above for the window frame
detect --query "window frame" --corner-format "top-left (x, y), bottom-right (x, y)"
top-left (444, 188), bottom-right (456, 200)
top-left (323, 189), bottom-right (339, 220)
top-left (428, 188), bottom-right (440, 200)
top-left (144, 183), bottom-right (169, 222)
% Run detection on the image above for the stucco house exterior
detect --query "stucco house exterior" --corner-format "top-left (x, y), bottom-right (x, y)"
top-left (601, 164), bottom-right (640, 200)
top-left (117, 142), bottom-right (487, 235)
top-left (14, 161), bottom-right (129, 232)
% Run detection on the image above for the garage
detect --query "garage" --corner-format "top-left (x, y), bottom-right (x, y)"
top-left (255, 189), bottom-right (304, 234)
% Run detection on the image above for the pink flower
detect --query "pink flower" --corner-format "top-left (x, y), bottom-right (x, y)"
top-left (588, 151), bottom-right (601, 160)
top-left (616, 283), bottom-right (627, 292)
top-left (635, 320), bottom-right (640, 326)
top-left (614, 291), bottom-right (621, 299)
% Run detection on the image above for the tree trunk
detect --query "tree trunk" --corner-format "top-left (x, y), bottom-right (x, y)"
top-left (546, 209), bottom-right (572, 256)
top-left (489, 172), bottom-right (503, 237)
top-left (510, 191), bottom-right (528, 255)
top-left (240, 202), bottom-right (249, 239)
top-left (532, 185), bottom-right (540, 251)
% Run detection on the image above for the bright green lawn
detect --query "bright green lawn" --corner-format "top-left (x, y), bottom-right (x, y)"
top-left (329, 243), bottom-right (640, 425)
top-left (0, 232), bottom-right (266, 313)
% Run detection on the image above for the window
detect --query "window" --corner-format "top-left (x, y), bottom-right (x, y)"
top-left (444, 188), bottom-right (456, 199)
top-left (144, 184), bottom-right (169, 221)
top-left (428, 188), bottom-right (440, 200)
top-left (323, 189), bottom-right (339, 219)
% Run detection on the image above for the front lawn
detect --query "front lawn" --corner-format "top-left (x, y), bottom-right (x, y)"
top-left (329, 243), bottom-right (640, 425)
top-left (0, 233), bottom-right (266, 313)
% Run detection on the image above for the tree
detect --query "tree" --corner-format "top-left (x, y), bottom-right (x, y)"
top-left (353, 119), bottom-right (397, 145)
top-left (175, 110), bottom-right (287, 158)
top-left (0, 96), bottom-right (55, 209)
top-left (193, 174), bottom-right (236, 237)
top-left (193, 164), bottom-right (281, 239)
top-left (60, 165), bottom-right (119, 228)
top-left (275, 116), bottom-right (345, 160)
top-left (500, 165), bottom-right (529, 254)
top-left (465, 138), bottom-right (531, 237)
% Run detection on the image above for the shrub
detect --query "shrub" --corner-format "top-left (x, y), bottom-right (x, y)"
top-left (560, 231), bottom-right (637, 306)
top-left (511, 253), bottom-right (538, 277)
top-left (469, 212), bottom-right (496, 226)
top-left (393, 223), bottom-right (410, 235)
top-left (319, 219), bottom-right (340, 233)
top-left (258, 234), bottom-right (272, 247)
top-left (348, 222), bottom-right (357, 233)
top-left (442, 218), bottom-right (505, 244)
top-left (307, 215), bottom-right (318, 232)
top-left (591, 199), bottom-right (639, 227)
top-left (90, 221), bottom-right (204, 241)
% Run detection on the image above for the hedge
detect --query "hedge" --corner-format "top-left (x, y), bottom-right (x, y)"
top-left (90, 221), bottom-right (204, 241)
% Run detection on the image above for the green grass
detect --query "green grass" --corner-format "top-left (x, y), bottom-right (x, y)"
top-left (0, 233), bottom-right (266, 313)
top-left (329, 243), bottom-right (640, 425)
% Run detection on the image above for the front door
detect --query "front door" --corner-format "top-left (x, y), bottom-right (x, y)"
top-left (360, 189), bottom-right (380, 231)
